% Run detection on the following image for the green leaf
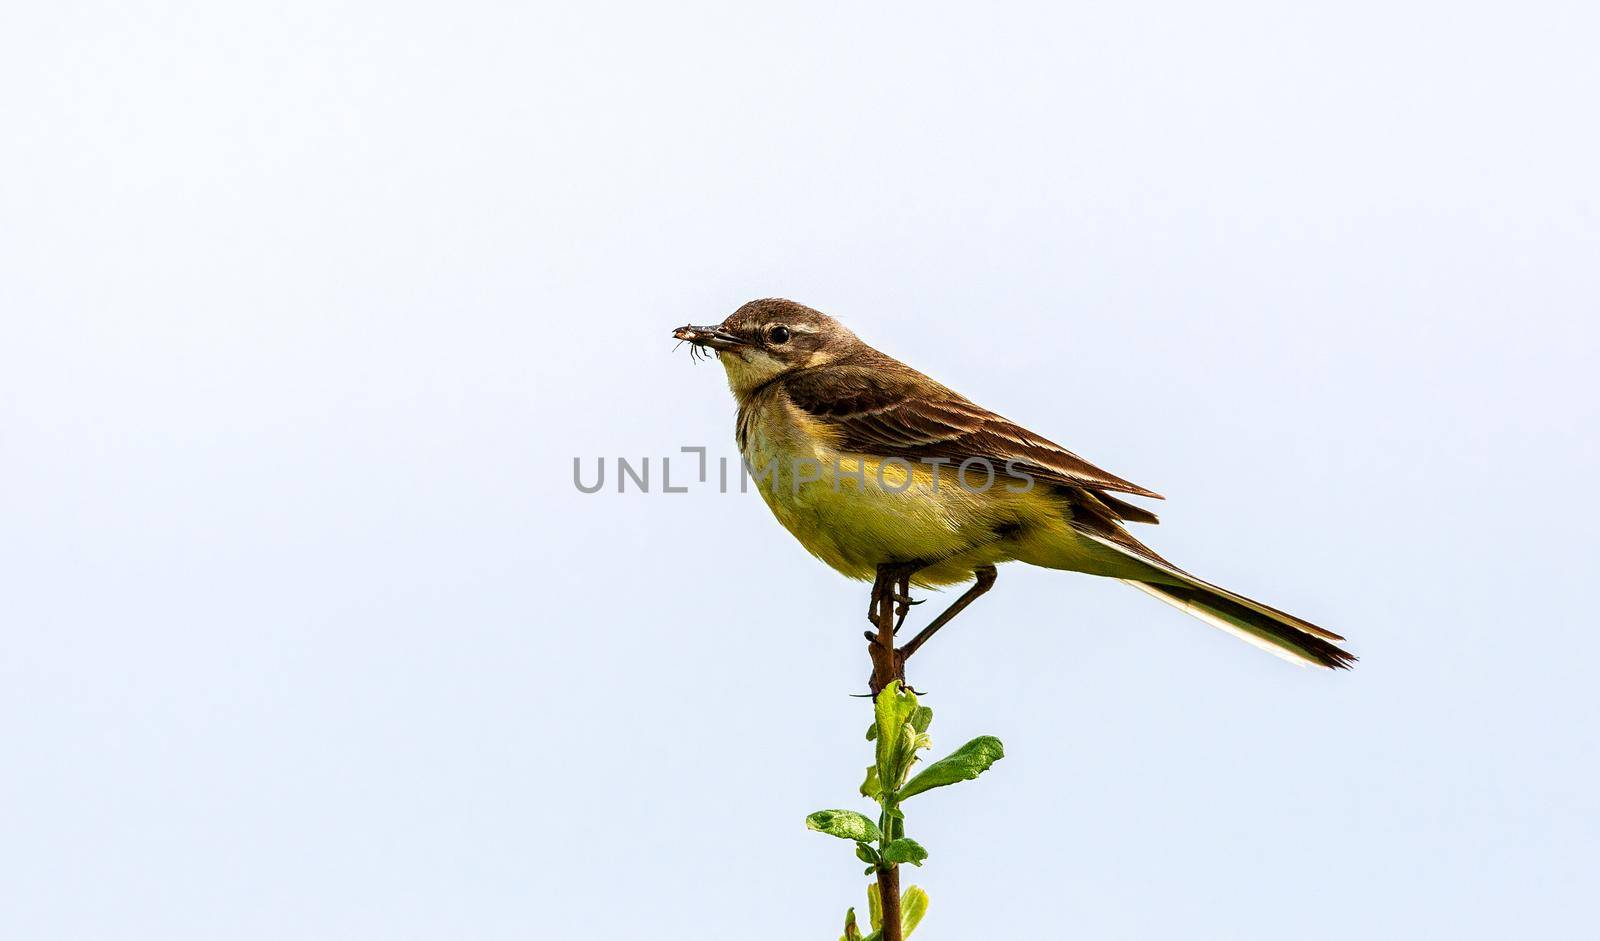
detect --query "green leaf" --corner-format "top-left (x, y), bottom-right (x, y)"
top-left (900, 885), bottom-right (929, 937)
top-left (874, 682), bottom-right (921, 789)
top-left (872, 683), bottom-right (903, 784)
top-left (910, 705), bottom-right (933, 733)
top-left (880, 839), bottom-right (928, 867)
top-left (859, 766), bottom-right (883, 800)
top-left (806, 810), bottom-right (882, 842)
top-left (865, 722), bottom-right (877, 741)
top-left (855, 843), bottom-right (880, 867)
top-left (899, 736), bottom-right (1005, 799)
top-left (842, 906), bottom-right (862, 941)
top-left (900, 724), bottom-right (918, 765)
top-left (867, 882), bottom-right (883, 931)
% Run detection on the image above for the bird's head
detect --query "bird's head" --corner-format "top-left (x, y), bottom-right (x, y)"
top-left (673, 298), bottom-right (860, 398)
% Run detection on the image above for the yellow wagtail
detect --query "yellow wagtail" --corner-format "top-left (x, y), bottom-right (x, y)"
top-left (674, 298), bottom-right (1354, 672)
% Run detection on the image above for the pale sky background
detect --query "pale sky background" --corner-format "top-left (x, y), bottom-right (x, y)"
top-left (3, 2), bottom-right (1597, 939)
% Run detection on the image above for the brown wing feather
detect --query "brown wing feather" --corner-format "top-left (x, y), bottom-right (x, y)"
top-left (1095, 491), bottom-right (1161, 525)
top-left (781, 357), bottom-right (1163, 500)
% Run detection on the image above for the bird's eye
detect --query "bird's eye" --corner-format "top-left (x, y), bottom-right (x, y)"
top-left (767, 325), bottom-right (791, 345)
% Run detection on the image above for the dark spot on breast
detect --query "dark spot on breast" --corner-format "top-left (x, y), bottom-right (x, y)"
top-left (994, 521), bottom-right (1024, 541)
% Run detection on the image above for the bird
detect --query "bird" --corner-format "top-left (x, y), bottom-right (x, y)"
top-left (673, 298), bottom-right (1354, 672)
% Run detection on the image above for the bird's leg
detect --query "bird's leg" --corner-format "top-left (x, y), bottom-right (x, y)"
top-left (893, 571), bottom-right (924, 633)
top-left (897, 565), bottom-right (998, 663)
top-left (866, 567), bottom-right (894, 625)
top-left (866, 566), bottom-right (893, 624)
top-left (866, 562), bottom-right (920, 625)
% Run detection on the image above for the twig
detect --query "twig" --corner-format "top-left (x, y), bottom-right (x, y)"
top-left (866, 564), bottom-right (911, 940)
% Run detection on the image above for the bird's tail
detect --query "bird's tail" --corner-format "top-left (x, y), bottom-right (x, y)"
top-left (1066, 523), bottom-right (1356, 670)
top-left (1121, 577), bottom-right (1355, 669)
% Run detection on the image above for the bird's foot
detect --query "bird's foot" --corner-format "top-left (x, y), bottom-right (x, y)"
top-left (892, 593), bottom-right (923, 630)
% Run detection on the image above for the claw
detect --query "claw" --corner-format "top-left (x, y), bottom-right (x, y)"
top-left (892, 593), bottom-right (923, 632)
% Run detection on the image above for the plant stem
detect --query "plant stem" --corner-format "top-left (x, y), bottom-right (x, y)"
top-left (877, 864), bottom-right (902, 941)
top-left (868, 572), bottom-right (903, 696)
top-left (868, 566), bottom-right (906, 941)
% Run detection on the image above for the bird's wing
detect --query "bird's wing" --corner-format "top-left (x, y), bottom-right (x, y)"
top-left (780, 362), bottom-right (1162, 500)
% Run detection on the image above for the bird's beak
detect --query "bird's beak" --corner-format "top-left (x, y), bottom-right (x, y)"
top-left (672, 324), bottom-right (745, 350)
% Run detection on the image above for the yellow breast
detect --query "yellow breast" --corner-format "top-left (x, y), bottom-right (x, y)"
top-left (735, 389), bottom-right (1040, 585)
